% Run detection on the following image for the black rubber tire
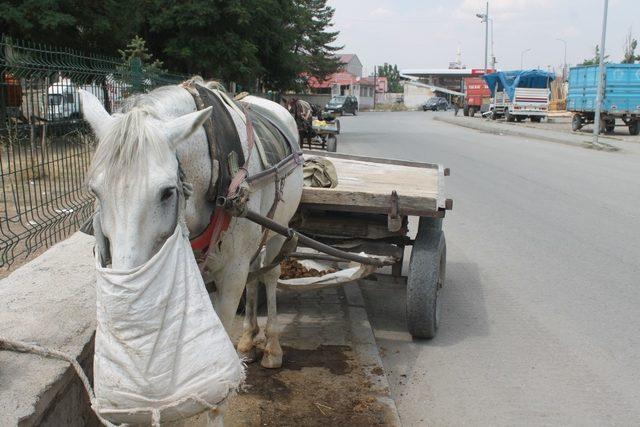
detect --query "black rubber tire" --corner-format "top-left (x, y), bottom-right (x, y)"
top-left (505, 109), bottom-right (515, 122)
top-left (530, 116), bottom-right (542, 123)
top-left (463, 106), bottom-right (469, 116)
top-left (571, 114), bottom-right (583, 131)
top-left (326, 135), bottom-right (337, 152)
top-left (629, 121), bottom-right (640, 135)
top-left (406, 220), bottom-right (446, 339)
top-left (516, 116), bottom-right (524, 122)
top-left (469, 108), bottom-right (476, 118)
top-left (606, 122), bottom-right (615, 134)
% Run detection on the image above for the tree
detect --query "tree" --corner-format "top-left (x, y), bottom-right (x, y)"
top-left (377, 63), bottom-right (402, 93)
top-left (291, 0), bottom-right (342, 83)
top-left (1, 0), bottom-right (342, 91)
top-left (119, 36), bottom-right (165, 72)
top-left (582, 45), bottom-right (609, 66)
top-left (622, 29), bottom-right (638, 64)
top-left (0, 0), bottom-right (144, 54)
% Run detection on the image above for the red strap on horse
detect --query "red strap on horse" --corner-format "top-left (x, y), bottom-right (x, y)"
top-left (190, 105), bottom-right (256, 252)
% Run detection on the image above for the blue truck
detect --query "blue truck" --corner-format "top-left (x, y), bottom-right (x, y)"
top-left (567, 64), bottom-right (640, 135)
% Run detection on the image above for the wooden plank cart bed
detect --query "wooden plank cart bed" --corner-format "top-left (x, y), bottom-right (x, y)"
top-left (293, 150), bottom-right (452, 339)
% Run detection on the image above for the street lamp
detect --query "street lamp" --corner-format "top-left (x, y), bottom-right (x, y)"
top-left (521, 48), bottom-right (531, 69)
top-left (556, 38), bottom-right (567, 80)
top-left (475, 2), bottom-right (489, 73)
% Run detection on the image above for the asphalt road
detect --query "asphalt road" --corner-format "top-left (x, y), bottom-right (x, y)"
top-left (336, 111), bottom-right (640, 425)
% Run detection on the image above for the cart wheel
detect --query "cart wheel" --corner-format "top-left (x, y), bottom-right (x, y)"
top-left (505, 109), bottom-right (515, 122)
top-left (605, 119), bottom-right (615, 134)
top-left (406, 218), bottom-right (446, 339)
top-left (628, 121), bottom-right (639, 135)
top-left (571, 114), bottom-right (583, 131)
top-left (327, 136), bottom-right (337, 152)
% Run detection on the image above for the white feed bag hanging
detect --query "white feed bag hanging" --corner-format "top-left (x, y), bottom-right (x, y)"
top-left (93, 225), bottom-right (244, 424)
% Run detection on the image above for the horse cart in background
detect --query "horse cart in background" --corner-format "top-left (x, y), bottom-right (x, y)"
top-left (288, 151), bottom-right (452, 338)
top-left (567, 64), bottom-right (640, 135)
top-left (302, 118), bottom-right (339, 152)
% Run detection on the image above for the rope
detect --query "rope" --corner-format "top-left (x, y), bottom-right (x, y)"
top-left (0, 336), bottom-right (116, 427)
top-left (0, 336), bottom-right (226, 427)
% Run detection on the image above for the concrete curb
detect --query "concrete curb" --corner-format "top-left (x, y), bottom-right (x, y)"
top-left (433, 115), bottom-right (619, 151)
top-left (343, 283), bottom-right (402, 426)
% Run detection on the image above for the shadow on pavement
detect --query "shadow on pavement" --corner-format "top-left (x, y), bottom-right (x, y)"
top-left (359, 262), bottom-right (489, 347)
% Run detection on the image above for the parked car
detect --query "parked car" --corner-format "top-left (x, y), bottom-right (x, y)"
top-left (422, 97), bottom-right (449, 111)
top-left (325, 95), bottom-right (358, 115)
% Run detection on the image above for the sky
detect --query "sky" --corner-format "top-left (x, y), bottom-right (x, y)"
top-left (326, 0), bottom-right (640, 75)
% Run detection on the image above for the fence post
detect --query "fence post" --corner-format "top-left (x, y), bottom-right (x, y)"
top-left (131, 57), bottom-right (143, 93)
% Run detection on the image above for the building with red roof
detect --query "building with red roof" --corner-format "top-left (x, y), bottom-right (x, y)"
top-left (308, 54), bottom-right (387, 109)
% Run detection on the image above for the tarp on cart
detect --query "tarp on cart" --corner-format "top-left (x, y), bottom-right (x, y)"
top-left (483, 70), bottom-right (555, 99)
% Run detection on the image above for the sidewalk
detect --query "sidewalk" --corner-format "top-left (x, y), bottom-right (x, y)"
top-left (434, 115), bottom-right (640, 153)
top-left (223, 284), bottom-right (401, 426)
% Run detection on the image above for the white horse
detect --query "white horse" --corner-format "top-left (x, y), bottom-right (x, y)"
top-left (80, 82), bottom-right (303, 373)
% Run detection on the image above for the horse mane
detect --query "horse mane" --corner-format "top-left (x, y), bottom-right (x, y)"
top-left (88, 88), bottom-right (177, 187)
top-left (87, 77), bottom-right (222, 187)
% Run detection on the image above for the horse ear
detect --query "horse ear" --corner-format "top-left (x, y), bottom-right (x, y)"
top-left (78, 89), bottom-right (114, 140)
top-left (165, 107), bottom-right (213, 149)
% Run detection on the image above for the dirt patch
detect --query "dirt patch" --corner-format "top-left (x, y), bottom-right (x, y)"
top-left (226, 345), bottom-right (392, 426)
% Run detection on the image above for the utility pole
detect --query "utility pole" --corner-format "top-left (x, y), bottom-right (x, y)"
top-left (556, 38), bottom-right (567, 80)
top-left (476, 2), bottom-right (489, 73)
top-left (373, 65), bottom-right (377, 110)
top-left (484, 2), bottom-right (489, 72)
top-left (593, 0), bottom-right (609, 147)
top-left (490, 18), bottom-right (496, 70)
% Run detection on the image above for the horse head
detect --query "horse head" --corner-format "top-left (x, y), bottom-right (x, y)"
top-left (80, 89), bottom-right (212, 269)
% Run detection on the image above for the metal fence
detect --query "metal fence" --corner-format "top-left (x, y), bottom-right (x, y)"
top-left (0, 35), bottom-right (186, 270)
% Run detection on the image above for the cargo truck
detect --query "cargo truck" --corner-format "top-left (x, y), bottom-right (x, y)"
top-left (567, 64), bottom-right (640, 135)
top-left (484, 70), bottom-right (555, 122)
top-left (462, 77), bottom-right (491, 117)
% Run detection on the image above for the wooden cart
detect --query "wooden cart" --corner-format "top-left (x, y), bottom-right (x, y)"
top-left (293, 150), bottom-right (452, 339)
top-left (303, 120), bottom-right (340, 152)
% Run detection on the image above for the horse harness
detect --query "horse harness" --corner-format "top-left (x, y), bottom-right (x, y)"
top-left (181, 83), bottom-right (304, 272)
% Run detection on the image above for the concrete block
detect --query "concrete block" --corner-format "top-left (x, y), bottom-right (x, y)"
top-left (0, 232), bottom-right (97, 426)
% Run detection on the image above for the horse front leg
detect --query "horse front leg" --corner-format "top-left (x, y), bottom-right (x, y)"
top-left (210, 219), bottom-right (261, 333)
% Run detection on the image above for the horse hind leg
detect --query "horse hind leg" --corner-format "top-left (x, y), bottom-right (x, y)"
top-left (260, 235), bottom-right (286, 369)
top-left (237, 265), bottom-right (259, 363)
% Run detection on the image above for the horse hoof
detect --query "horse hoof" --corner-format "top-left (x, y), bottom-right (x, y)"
top-left (260, 352), bottom-right (282, 369)
top-left (238, 347), bottom-right (257, 363)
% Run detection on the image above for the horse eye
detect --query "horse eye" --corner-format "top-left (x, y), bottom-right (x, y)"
top-left (160, 187), bottom-right (176, 202)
